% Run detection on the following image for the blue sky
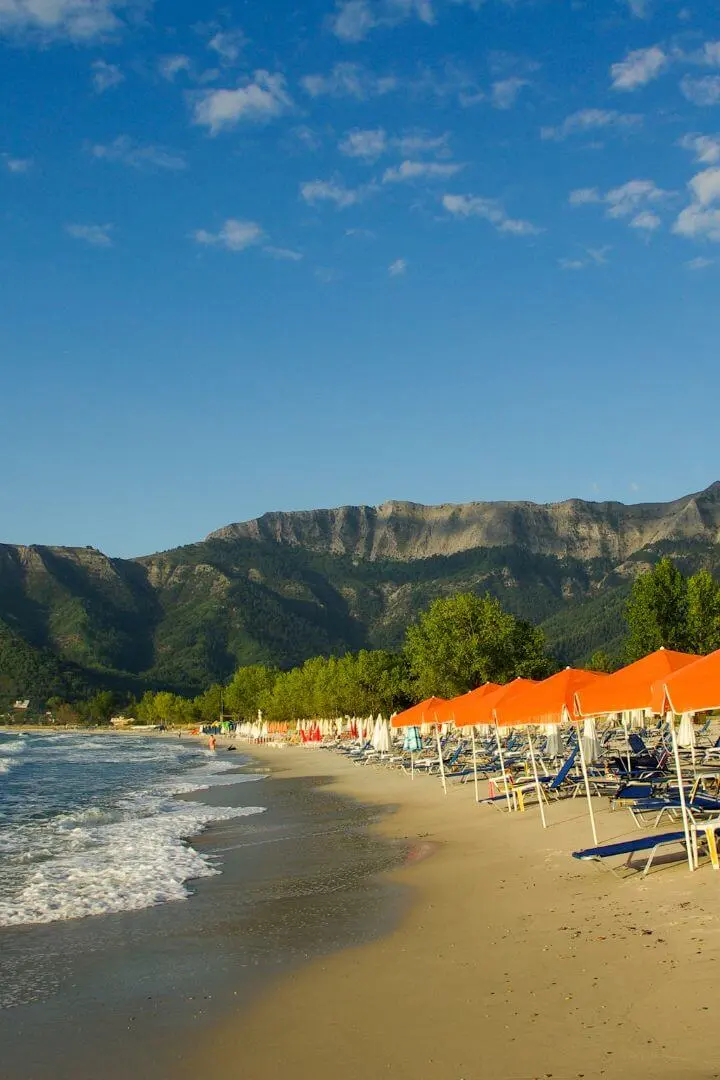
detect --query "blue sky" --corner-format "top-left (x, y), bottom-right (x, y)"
top-left (2, 0), bottom-right (720, 556)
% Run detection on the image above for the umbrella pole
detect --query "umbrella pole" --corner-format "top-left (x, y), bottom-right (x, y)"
top-left (435, 725), bottom-right (447, 796)
top-left (575, 721), bottom-right (598, 847)
top-left (470, 725), bottom-right (479, 803)
top-left (527, 728), bottom-right (547, 829)
top-left (494, 721), bottom-right (513, 812)
top-left (669, 715), bottom-right (695, 873)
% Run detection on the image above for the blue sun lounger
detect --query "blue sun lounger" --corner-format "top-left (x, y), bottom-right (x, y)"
top-left (572, 830), bottom-right (688, 876)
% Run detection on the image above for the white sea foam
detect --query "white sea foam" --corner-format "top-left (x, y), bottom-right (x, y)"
top-left (0, 740), bottom-right (267, 927)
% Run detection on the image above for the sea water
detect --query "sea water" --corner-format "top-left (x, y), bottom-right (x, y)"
top-left (0, 731), bottom-right (265, 928)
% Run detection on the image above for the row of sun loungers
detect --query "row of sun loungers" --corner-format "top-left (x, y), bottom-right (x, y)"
top-left (317, 721), bottom-right (720, 878)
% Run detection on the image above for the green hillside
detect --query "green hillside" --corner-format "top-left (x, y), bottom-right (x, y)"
top-left (4, 517), bottom-right (720, 702)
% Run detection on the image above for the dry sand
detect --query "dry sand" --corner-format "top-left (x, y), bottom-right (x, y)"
top-left (186, 744), bottom-right (720, 1080)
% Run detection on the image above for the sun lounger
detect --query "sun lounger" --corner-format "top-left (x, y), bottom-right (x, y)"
top-left (572, 830), bottom-right (688, 876)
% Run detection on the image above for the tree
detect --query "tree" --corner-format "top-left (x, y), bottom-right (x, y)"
top-left (224, 665), bottom-right (277, 720)
top-left (404, 592), bottom-right (554, 700)
top-left (586, 649), bottom-right (619, 674)
top-left (687, 569), bottom-right (720, 654)
top-left (625, 557), bottom-right (690, 661)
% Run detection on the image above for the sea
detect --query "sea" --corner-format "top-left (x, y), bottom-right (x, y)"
top-left (0, 731), bottom-right (407, 1080)
top-left (0, 731), bottom-right (265, 934)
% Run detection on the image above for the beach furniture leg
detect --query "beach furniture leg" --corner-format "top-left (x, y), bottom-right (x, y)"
top-left (668, 715), bottom-right (695, 873)
top-left (575, 719), bottom-right (599, 847)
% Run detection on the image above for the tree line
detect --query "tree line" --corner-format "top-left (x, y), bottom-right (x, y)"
top-left (37, 558), bottom-right (720, 726)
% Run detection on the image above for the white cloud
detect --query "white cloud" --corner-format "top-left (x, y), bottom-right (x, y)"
top-left (611, 45), bottom-right (667, 90)
top-left (570, 179), bottom-right (672, 223)
top-left (674, 204), bottom-right (720, 241)
top-left (262, 246), bottom-right (303, 261)
top-left (65, 223), bottom-right (113, 246)
top-left (686, 256), bottom-right (715, 269)
top-left (158, 54), bottom-right (191, 81)
top-left (679, 133), bottom-right (720, 164)
top-left (442, 193), bottom-right (542, 236)
top-left (193, 219), bottom-right (263, 251)
top-left (491, 77), bottom-right (527, 110)
top-left (604, 179), bottom-right (669, 217)
top-left (559, 246), bottom-right (611, 270)
top-left (301, 63), bottom-right (397, 100)
top-left (630, 210), bottom-right (662, 230)
top-left (0, 0), bottom-right (140, 42)
top-left (4, 155), bottom-right (32, 172)
top-left (207, 28), bottom-right (245, 64)
top-left (395, 131), bottom-right (450, 156)
top-left (300, 178), bottom-right (368, 209)
top-left (541, 108), bottom-right (642, 141)
top-left (91, 135), bottom-right (185, 171)
top-left (193, 71), bottom-right (292, 133)
top-left (626, 0), bottom-right (649, 16)
top-left (672, 168), bottom-right (720, 243)
top-left (328, 0), bottom-right (434, 43)
top-left (339, 128), bottom-right (388, 160)
top-left (339, 127), bottom-right (450, 161)
top-left (693, 41), bottom-right (720, 68)
top-left (568, 187), bottom-right (602, 206)
top-left (388, 258), bottom-right (407, 276)
top-left (91, 59), bottom-right (124, 93)
top-left (382, 159), bottom-right (462, 183)
top-left (689, 166), bottom-right (720, 206)
top-left (681, 75), bottom-right (720, 106)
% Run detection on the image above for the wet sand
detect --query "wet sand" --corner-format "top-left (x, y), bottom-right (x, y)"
top-left (188, 744), bottom-right (720, 1080)
top-left (0, 756), bottom-right (408, 1080)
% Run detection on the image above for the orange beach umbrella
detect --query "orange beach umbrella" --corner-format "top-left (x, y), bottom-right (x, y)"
top-left (574, 648), bottom-right (697, 717)
top-left (650, 648), bottom-right (720, 715)
top-left (451, 683), bottom-right (501, 727)
top-left (494, 668), bottom-right (608, 728)
top-left (391, 697), bottom-right (446, 729)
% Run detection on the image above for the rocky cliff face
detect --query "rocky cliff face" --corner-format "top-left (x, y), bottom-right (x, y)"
top-left (207, 483), bottom-right (720, 563)
top-left (4, 482), bottom-right (720, 697)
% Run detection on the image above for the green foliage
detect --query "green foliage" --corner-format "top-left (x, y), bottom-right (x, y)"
top-left (686, 569), bottom-right (720, 654)
top-left (224, 665), bottom-right (278, 720)
top-left (625, 557), bottom-right (690, 659)
top-left (404, 592), bottom-right (554, 699)
top-left (586, 649), bottom-right (621, 674)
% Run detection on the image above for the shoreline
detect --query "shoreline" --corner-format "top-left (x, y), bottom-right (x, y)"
top-left (0, 736), bottom-right (409, 1080)
top-left (185, 742), bottom-right (720, 1080)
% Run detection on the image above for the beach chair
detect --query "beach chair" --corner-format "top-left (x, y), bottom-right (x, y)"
top-left (572, 831), bottom-right (689, 876)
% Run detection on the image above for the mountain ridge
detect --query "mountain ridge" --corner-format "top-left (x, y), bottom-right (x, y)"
top-left (207, 483), bottom-right (720, 562)
top-left (3, 482), bottom-right (720, 701)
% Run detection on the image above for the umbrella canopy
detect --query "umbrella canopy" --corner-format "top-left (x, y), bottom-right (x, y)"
top-left (575, 648), bottom-right (697, 717)
top-left (650, 647), bottom-right (720, 715)
top-left (471, 678), bottom-right (538, 726)
top-left (495, 668), bottom-right (607, 728)
top-left (450, 684), bottom-right (501, 727)
top-left (391, 697), bottom-right (447, 728)
top-left (581, 716), bottom-right (602, 764)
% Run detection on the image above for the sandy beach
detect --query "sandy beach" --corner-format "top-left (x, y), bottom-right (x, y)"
top-left (186, 743), bottom-right (720, 1080)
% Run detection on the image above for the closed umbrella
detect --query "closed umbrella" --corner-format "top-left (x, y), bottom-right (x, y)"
top-left (678, 711), bottom-right (697, 778)
top-left (582, 716), bottom-right (602, 764)
top-left (403, 725), bottom-right (422, 778)
top-left (545, 725), bottom-right (563, 759)
top-left (678, 712), bottom-right (696, 748)
top-left (375, 717), bottom-right (391, 756)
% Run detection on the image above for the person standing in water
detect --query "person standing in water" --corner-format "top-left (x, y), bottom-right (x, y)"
top-left (208, 735), bottom-right (216, 751)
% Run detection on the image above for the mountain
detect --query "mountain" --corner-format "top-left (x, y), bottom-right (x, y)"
top-left (3, 483), bottom-right (720, 701)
